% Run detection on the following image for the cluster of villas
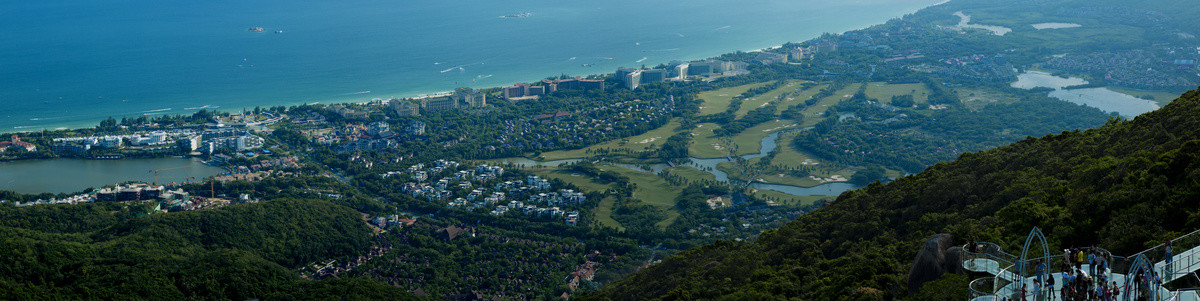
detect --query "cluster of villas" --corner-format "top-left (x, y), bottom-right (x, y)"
top-left (383, 161), bottom-right (584, 225)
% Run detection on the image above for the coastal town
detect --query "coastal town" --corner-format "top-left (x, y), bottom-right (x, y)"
top-left (2, 2), bottom-right (1200, 299)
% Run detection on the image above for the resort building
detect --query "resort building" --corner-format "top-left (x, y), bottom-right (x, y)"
top-left (501, 76), bottom-right (605, 100)
top-left (755, 52), bottom-right (789, 65)
top-left (390, 100), bottom-right (420, 116)
top-left (421, 88), bottom-right (486, 112)
top-left (0, 135), bottom-right (36, 152)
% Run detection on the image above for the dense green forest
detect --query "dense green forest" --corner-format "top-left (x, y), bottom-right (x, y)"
top-left (0, 199), bottom-right (420, 300)
top-left (582, 90), bottom-right (1200, 300)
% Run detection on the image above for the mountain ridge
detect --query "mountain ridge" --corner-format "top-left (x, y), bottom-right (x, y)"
top-left (582, 89), bottom-right (1200, 300)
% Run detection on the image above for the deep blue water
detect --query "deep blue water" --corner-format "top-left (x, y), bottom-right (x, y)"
top-left (0, 0), bottom-right (940, 131)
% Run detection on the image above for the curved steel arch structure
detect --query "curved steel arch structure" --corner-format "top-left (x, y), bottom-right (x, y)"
top-left (1018, 227), bottom-right (1051, 295)
top-left (1124, 253), bottom-right (1158, 301)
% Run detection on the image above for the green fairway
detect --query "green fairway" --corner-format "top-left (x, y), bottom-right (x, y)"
top-left (666, 165), bottom-right (717, 184)
top-left (690, 119), bottom-right (801, 159)
top-left (697, 82), bottom-right (769, 116)
top-left (732, 120), bottom-right (801, 154)
top-left (688, 123), bottom-right (728, 159)
top-left (864, 82), bottom-right (930, 105)
top-left (594, 196), bottom-right (625, 231)
top-left (595, 164), bottom-right (683, 228)
top-left (798, 83), bottom-right (862, 127)
top-left (538, 119), bottom-right (684, 161)
top-left (750, 189), bottom-right (830, 207)
top-left (776, 83), bottom-right (826, 111)
top-left (735, 80), bottom-right (802, 118)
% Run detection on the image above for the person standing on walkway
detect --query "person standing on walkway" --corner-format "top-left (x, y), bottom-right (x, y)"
top-left (1077, 249), bottom-right (1085, 270)
top-left (1111, 281), bottom-right (1119, 301)
top-left (1065, 271), bottom-right (1075, 301)
top-left (1037, 260), bottom-right (1046, 289)
top-left (1032, 279), bottom-right (1040, 301)
top-left (1046, 272), bottom-right (1056, 301)
top-left (1166, 240), bottom-right (1174, 281)
top-left (1089, 249), bottom-right (1097, 278)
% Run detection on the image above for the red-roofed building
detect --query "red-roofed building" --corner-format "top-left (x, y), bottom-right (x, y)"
top-left (0, 135), bottom-right (36, 152)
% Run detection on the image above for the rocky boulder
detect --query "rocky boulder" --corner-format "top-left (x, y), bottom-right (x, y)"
top-left (907, 233), bottom-right (967, 294)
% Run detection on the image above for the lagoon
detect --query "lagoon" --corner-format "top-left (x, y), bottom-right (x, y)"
top-left (1011, 71), bottom-right (1160, 117)
top-left (1031, 23), bottom-right (1082, 30)
top-left (0, 158), bottom-right (224, 194)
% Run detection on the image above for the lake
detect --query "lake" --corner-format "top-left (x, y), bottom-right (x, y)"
top-left (0, 158), bottom-right (224, 194)
top-left (0, 0), bottom-right (944, 131)
top-left (1011, 71), bottom-right (1160, 117)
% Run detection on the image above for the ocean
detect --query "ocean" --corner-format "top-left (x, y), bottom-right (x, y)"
top-left (0, 0), bottom-right (942, 131)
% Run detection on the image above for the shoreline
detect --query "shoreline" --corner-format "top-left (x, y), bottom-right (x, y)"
top-left (3, 2), bottom-right (947, 135)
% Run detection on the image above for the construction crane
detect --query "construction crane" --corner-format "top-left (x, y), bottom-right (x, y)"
top-left (150, 166), bottom-right (191, 185)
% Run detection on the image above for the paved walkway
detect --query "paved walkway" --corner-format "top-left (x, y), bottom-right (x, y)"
top-left (1155, 246), bottom-right (1200, 282)
top-left (966, 254), bottom-right (1199, 301)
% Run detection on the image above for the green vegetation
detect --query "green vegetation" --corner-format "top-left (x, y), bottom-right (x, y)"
top-left (596, 165), bottom-right (683, 228)
top-left (582, 87), bottom-right (1200, 301)
top-left (865, 82), bottom-right (930, 105)
top-left (9, 0), bottom-right (1200, 298)
top-left (538, 119), bottom-right (685, 161)
top-left (795, 87), bottom-right (1109, 172)
top-left (0, 199), bottom-right (418, 300)
top-left (1107, 87), bottom-right (1185, 107)
top-left (529, 168), bottom-right (616, 193)
top-left (749, 189), bottom-right (829, 207)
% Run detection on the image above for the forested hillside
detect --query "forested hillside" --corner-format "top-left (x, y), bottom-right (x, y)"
top-left (0, 199), bottom-right (420, 300)
top-left (582, 90), bottom-right (1200, 300)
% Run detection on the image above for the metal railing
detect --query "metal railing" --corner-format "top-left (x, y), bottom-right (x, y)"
top-left (1128, 229), bottom-right (1200, 283)
top-left (966, 229), bottom-right (1200, 301)
top-left (969, 277), bottom-right (996, 300)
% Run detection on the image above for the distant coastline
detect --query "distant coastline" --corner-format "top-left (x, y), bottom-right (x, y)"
top-left (1, 0), bottom-right (946, 134)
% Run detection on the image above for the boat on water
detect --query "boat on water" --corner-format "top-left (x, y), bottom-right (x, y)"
top-left (248, 27), bottom-right (265, 32)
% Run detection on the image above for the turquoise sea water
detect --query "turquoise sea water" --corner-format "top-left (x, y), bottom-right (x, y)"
top-left (0, 0), bottom-right (941, 131)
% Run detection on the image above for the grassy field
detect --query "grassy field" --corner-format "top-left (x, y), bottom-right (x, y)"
top-left (776, 84), bottom-right (826, 112)
top-left (691, 119), bottom-right (802, 159)
top-left (768, 131), bottom-right (818, 169)
top-left (735, 80), bottom-right (801, 118)
top-left (595, 164), bottom-right (683, 228)
top-left (666, 165), bottom-right (717, 184)
top-left (954, 86), bottom-right (1024, 111)
top-left (755, 166), bottom-right (855, 188)
top-left (529, 165), bottom-right (686, 230)
top-left (594, 196), bottom-right (624, 231)
top-left (864, 82), bottom-right (930, 105)
top-left (798, 83), bottom-right (862, 127)
top-left (697, 82), bottom-right (770, 116)
top-left (688, 123), bottom-right (728, 159)
top-left (1107, 87), bottom-right (1184, 107)
top-left (750, 189), bottom-right (830, 207)
top-left (733, 120), bottom-right (801, 152)
top-left (538, 119), bottom-right (684, 161)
